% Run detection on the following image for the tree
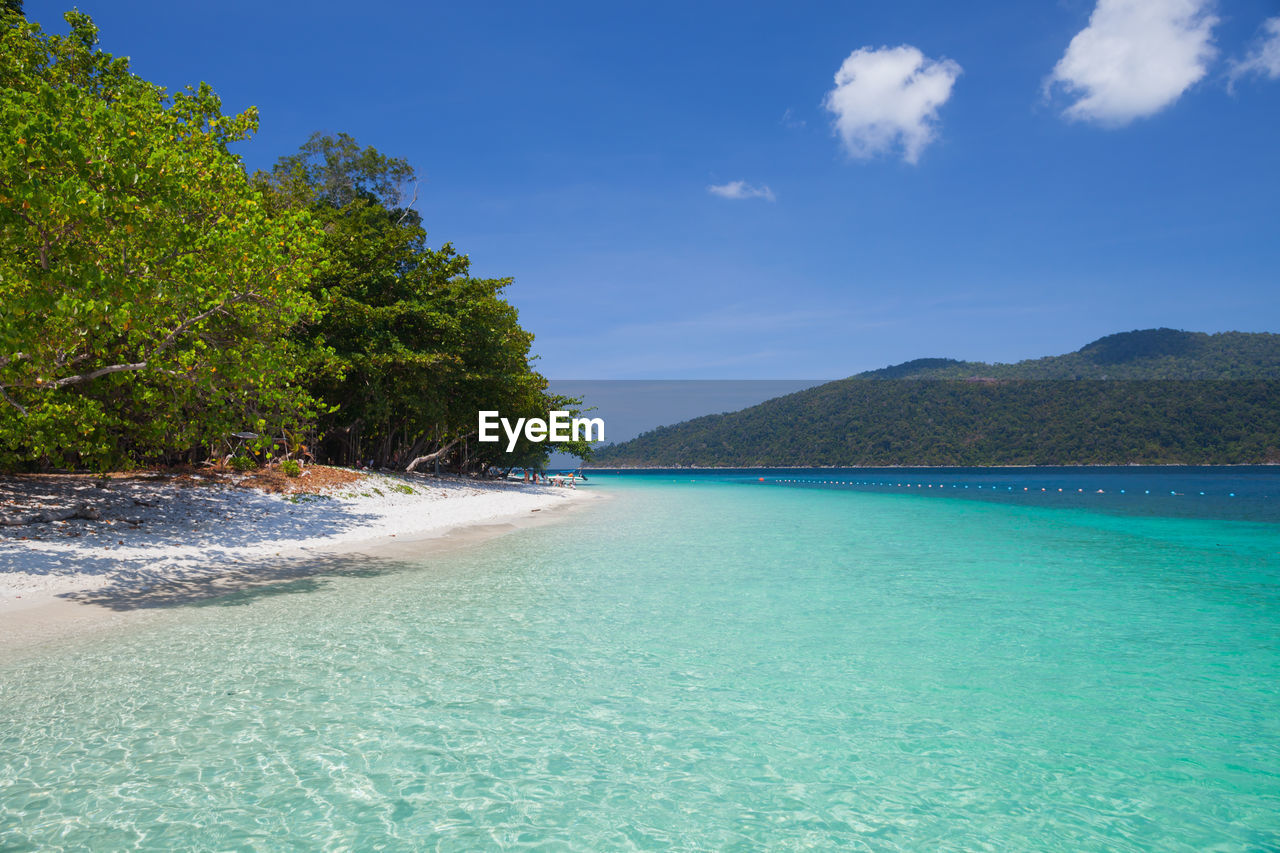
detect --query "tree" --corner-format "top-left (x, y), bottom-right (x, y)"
top-left (0, 13), bottom-right (324, 470)
top-left (260, 133), bottom-right (592, 472)
top-left (269, 131), bottom-right (416, 211)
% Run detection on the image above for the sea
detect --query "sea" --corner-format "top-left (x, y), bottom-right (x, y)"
top-left (2, 467), bottom-right (1278, 850)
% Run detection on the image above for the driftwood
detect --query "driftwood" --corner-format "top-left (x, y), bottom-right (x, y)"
top-left (0, 503), bottom-right (102, 527)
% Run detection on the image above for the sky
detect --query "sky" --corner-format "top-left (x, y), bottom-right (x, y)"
top-left (27, 0), bottom-right (1280, 378)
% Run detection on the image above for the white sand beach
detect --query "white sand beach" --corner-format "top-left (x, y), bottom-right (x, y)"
top-left (0, 469), bottom-right (594, 653)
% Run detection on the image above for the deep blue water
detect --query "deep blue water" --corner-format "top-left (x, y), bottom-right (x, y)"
top-left (587, 465), bottom-right (1280, 523)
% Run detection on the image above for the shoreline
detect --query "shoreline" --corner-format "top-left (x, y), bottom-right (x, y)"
top-left (583, 462), bottom-right (1280, 470)
top-left (1, 471), bottom-right (599, 659)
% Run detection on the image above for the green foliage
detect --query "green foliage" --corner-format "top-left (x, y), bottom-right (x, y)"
top-left (259, 133), bottom-right (592, 472)
top-left (0, 15), bottom-right (595, 475)
top-left (230, 454), bottom-right (256, 472)
top-left (595, 333), bottom-right (1280, 467)
top-left (0, 12), bottom-right (323, 470)
top-left (267, 131), bottom-right (416, 211)
top-left (280, 458), bottom-right (301, 477)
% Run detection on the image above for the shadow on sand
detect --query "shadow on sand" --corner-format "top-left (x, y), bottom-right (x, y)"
top-left (55, 550), bottom-right (414, 612)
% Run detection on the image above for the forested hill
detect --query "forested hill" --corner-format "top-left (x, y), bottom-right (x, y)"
top-left (856, 329), bottom-right (1280, 380)
top-left (590, 330), bottom-right (1280, 467)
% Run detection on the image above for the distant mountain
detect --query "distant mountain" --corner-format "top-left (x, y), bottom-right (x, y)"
top-left (857, 329), bottom-right (1280, 380)
top-left (590, 330), bottom-right (1280, 467)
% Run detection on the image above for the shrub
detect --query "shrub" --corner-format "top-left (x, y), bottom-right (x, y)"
top-left (230, 455), bottom-right (256, 472)
top-left (281, 459), bottom-right (302, 477)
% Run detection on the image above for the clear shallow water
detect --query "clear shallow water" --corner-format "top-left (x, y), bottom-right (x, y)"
top-left (2, 469), bottom-right (1279, 850)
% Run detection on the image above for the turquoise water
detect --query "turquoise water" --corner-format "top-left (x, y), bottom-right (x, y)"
top-left (2, 470), bottom-right (1279, 850)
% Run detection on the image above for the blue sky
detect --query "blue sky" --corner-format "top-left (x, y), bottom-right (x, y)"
top-left (29, 0), bottom-right (1280, 378)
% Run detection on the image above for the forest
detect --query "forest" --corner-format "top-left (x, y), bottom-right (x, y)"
top-left (0, 9), bottom-right (589, 474)
top-left (592, 331), bottom-right (1280, 467)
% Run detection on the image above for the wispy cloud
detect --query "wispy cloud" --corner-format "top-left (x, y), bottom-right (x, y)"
top-left (707, 180), bottom-right (776, 202)
top-left (823, 45), bottom-right (961, 164)
top-left (1228, 17), bottom-right (1280, 89)
top-left (1046, 0), bottom-right (1218, 125)
top-left (780, 108), bottom-right (806, 129)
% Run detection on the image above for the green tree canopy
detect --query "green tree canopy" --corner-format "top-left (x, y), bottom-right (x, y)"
top-left (0, 12), bottom-right (324, 469)
top-left (269, 131), bottom-right (416, 212)
top-left (260, 134), bottom-right (592, 471)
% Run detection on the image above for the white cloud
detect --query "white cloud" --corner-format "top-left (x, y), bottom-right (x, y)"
top-left (707, 180), bottom-right (775, 202)
top-left (1229, 17), bottom-right (1280, 88)
top-left (822, 45), bottom-right (961, 164)
top-left (1047, 0), bottom-right (1218, 125)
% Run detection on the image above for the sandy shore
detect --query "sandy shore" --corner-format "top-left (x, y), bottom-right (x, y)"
top-left (1, 470), bottom-right (595, 656)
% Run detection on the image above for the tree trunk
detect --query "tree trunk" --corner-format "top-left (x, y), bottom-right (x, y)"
top-left (401, 433), bottom-right (430, 469)
top-left (405, 434), bottom-right (471, 473)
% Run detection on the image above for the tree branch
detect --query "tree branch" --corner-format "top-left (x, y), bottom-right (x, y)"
top-left (148, 295), bottom-right (242, 357)
top-left (47, 360), bottom-right (149, 388)
top-left (0, 384), bottom-right (28, 416)
top-left (394, 182), bottom-right (420, 226)
top-left (35, 292), bottom-right (253, 390)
